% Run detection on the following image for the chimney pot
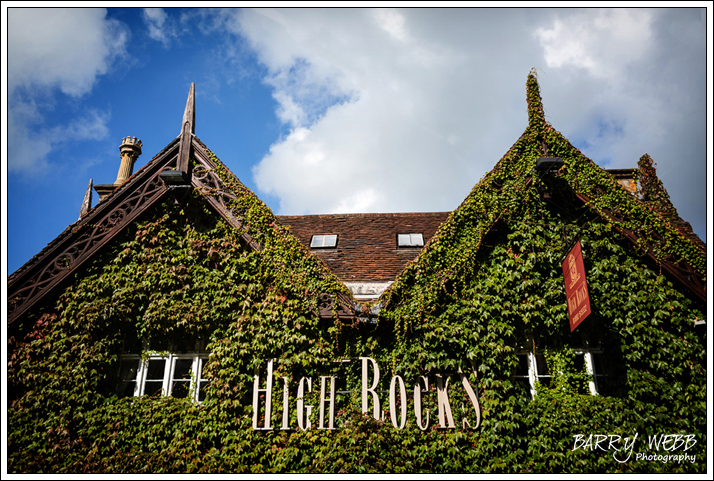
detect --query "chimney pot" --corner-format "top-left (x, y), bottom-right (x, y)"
top-left (115, 136), bottom-right (143, 185)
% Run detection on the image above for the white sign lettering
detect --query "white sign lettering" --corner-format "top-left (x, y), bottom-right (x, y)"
top-left (251, 357), bottom-right (481, 431)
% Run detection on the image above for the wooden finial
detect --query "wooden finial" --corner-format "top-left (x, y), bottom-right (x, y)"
top-left (182, 82), bottom-right (195, 135)
top-left (79, 179), bottom-right (93, 219)
top-left (177, 82), bottom-right (195, 175)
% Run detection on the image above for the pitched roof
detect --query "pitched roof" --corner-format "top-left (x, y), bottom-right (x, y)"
top-left (277, 212), bottom-right (449, 286)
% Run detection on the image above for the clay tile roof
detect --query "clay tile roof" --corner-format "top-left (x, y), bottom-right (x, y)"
top-left (277, 212), bottom-right (450, 284)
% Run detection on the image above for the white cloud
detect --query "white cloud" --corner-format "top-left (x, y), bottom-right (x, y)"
top-left (207, 8), bottom-right (706, 238)
top-left (217, 8), bottom-right (537, 214)
top-left (535, 9), bottom-right (653, 79)
top-left (8, 101), bottom-right (53, 174)
top-left (143, 8), bottom-right (177, 47)
top-left (373, 8), bottom-right (409, 42)
top-left (334, 189), bottom-right (382, 214)
top-left (272, 91), bottom-right (308, 127)
top-left (9, 106), bottom-right (110, 176)
top-left (8, 8), bottom-right (127, 97)
top-left (536, 19), bottom-right (597, 72)
top-left (7, 8), bottom-right (128, 174)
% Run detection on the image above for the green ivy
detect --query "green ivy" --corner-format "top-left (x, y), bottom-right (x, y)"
top-left (7, 72), bottom-right (705, 473)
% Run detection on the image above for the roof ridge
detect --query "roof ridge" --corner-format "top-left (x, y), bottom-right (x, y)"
top-left (276, 211), bottom-right (452, 218)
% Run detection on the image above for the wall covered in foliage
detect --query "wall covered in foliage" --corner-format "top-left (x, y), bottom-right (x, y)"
top-left (7, 73), bottom-right (706, 473)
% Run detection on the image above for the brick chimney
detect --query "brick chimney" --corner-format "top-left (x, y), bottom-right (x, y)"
top-left (94, 137), bottom-right (143, 202)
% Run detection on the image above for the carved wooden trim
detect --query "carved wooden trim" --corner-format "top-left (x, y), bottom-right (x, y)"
top-left (191, 139), bottom-right (263, 252)
top-left (8, 144), bottom-right (181, 325)
top-left (7, 134), bottom-right (273, 325)
top-left (317, 292), bottom-right (358, 321)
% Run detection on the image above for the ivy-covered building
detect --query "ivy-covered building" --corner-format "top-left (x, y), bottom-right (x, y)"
top-left (7, 73), bottom-right (706, 473)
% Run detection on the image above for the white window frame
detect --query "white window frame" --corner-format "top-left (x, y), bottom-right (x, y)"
top-left (310, 234), bottom-right (338, 248)
top-left (119, 352), bottom-right (209, 403)
top-left (513, 348), bottom-right (602, 399)
top-left (397, 233), bottom-right (424, 247)
top-left (573, 348), bottom-right (602, 396)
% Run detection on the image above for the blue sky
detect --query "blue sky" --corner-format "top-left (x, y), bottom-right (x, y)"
top-left (4, 7), bottom-right (710, 275)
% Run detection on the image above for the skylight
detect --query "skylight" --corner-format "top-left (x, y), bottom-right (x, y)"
top-left (397, 233), bottom-right (424, 247)
top-left (310, 234), bottom-right (338, 248)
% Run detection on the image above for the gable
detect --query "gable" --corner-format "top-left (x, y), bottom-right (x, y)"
top-left (8, 137), bottom-right (181, 326)
top-left (380, 71), bottom-right (705, 313)
top-left (7, 86), bottom-right (352, 328)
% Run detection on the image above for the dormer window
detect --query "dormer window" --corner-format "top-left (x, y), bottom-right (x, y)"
top-left (397, 233), bottom-right (424, 247)
top-left (310, 234), bottom-right (338, 248)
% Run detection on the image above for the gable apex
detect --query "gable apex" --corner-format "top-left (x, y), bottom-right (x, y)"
top-left (526, 69), bottom-right (547, 130)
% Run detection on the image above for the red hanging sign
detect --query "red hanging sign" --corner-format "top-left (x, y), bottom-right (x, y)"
top-left (562, 240), bottom-right (591, 332)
